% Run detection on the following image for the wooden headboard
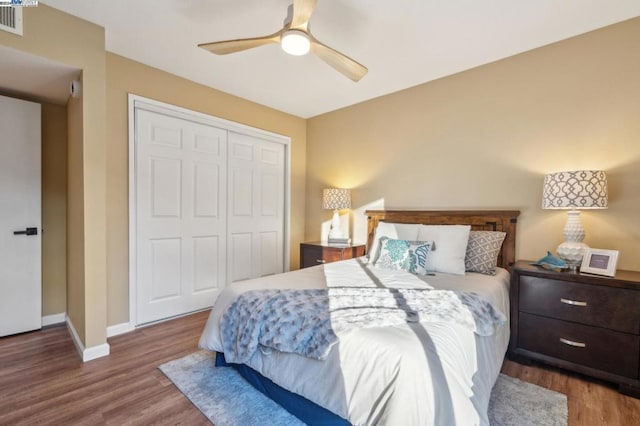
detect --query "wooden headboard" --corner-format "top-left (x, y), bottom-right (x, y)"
top-left (365, 210), bottom-right (520, 269)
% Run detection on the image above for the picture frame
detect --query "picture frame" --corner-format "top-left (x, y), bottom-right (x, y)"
top-left (580, 248), bottom-right (619, 277)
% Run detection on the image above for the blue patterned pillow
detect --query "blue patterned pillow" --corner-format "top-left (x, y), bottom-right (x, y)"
top-left (373, 237), bottom-right (433, 275)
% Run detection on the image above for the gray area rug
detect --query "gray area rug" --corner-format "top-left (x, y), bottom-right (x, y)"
top-left (159, 351), bottom-right (567, 426)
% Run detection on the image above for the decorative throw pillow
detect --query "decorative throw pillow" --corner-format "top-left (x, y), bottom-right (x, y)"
top-left (465, 231), bottom-right (507, 275)
top-left (373, 237), bottom-right (433, 275)
top-left (417, 225), bottom-right (471, 275)
top-left (368, 222), bottom-right (420, 262)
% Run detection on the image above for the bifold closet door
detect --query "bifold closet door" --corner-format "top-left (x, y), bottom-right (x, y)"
top-left (227, 132), bottom-right (285, 283)
top-left (135, 109), bottom-right (227, 324)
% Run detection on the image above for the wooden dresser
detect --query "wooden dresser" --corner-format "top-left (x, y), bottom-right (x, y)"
top-left (300, 242), bottom-right (366, 269)
top-left (509, 260), bottom-right (640, 397)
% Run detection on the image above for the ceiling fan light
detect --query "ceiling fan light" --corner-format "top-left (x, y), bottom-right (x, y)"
top-left (281, 30), bottom-right (310, 56)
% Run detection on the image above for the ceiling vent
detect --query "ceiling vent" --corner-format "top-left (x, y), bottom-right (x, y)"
top-left (0, 6), bottom-right (23, 36)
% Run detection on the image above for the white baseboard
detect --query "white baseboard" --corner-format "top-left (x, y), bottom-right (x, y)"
top-left (66, 316), bottom-right (85, 358)
top-left (82, 343), bottom-right (110, 362)
top-left (107, 322), bottom-right (134, 338)
top-left (42, 312), bottom-right (66, 327)
top-left (66, 316), bottom-right (111, 362)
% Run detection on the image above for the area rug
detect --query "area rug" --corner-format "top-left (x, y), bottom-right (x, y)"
top-left (159, 351), bottom-right (567, 426)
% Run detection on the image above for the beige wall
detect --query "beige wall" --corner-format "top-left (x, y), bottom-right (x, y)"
top-left (5, 5), bottom-right (637, 345)
top-left (306, 17), bottom-right (640, 272)
top-left (66, 89), bottom-right (85, 338)
top-left (105, 53), bottom-right (307, 326)
top-left (42, 102), bottom-right (67, 316)
top-left (0, 5), bottom-right (108, 347)
top-left (1, 5), bottom-right (306, 339)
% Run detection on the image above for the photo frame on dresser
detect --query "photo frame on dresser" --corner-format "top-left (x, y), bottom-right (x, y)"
top-left (581, 248), bottom-right (619, 277)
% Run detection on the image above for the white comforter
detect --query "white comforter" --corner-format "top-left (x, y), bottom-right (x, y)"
top-left (199, 258), bottom-right (510, 426)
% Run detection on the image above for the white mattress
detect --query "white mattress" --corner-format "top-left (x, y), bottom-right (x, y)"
top-left (199, 258), bottom-right (510, 426)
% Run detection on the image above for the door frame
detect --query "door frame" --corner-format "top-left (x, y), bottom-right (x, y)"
top-left (127, 94), bottom-right (291, 327)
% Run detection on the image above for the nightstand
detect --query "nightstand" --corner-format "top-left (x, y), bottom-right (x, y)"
top-left (300, 242), bottom-right (366, 269)
top-left (509, 260), bottom-right (640, 397)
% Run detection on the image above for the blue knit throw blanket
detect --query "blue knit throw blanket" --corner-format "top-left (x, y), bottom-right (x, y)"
top-left (220, 287), bottom-right (506, 364)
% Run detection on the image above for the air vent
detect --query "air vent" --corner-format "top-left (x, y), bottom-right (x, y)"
top-left (0, 6), bottom-right (23, 36)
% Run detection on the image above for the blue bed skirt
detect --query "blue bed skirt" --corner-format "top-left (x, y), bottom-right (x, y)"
top-left (215, 352), bottom-right (350, 426)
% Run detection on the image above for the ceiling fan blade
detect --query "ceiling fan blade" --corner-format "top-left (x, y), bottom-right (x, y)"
top-left (199, 31), bottom-right (282, 55)
top-left (310, 39), bottom-right (368, 82)
top-left (291, 0), bottom-right (317, 30)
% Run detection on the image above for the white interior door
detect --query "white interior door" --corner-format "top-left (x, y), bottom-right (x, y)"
top-left (228, 132), bottom-right (285, 283)
top-left (0, 95), bottom-right (42, 337)
top-left (135, 108), bottom-right (227, 325)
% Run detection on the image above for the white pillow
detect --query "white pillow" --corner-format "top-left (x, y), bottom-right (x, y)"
top-left (417, 225), bottom-right (471, 275)
top-left (368, 222), bottom-right (420, 262)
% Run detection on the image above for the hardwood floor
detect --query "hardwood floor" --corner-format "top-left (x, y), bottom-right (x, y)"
top-left (501, 358), bottom-right (640, 426)
top-left (0, 311), bottom-right (210, 425)
top-left (1, 311), bottom-right (638, 425)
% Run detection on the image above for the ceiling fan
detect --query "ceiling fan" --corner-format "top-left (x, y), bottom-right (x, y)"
top-left (198, 0), bottom-right (368, 82)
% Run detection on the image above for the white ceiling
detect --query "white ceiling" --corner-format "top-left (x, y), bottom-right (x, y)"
top-left (43, 0), bottom-right (640, 118)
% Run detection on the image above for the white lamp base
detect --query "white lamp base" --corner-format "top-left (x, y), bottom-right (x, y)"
top-left (557, 241), bottom-right (589, 271)
top-left (328, 209), bottom-right (345, 239)
top-left (556, 210), bottom-right (588, 271)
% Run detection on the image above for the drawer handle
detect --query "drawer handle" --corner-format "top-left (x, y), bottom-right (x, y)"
top-left (559, 337), bottom-right (586, 348)
top-left (560, 298), bottom-right (587, 307)
top-left (315, 259), bottom-right (326, 264)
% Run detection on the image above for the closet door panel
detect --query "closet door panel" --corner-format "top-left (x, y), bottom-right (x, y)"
top-left (228, 132), bottom-right (285, 282)
top-left (136, 109), bottom-right (227, 324)
top-left (133, 100), bottom-right (287, 324)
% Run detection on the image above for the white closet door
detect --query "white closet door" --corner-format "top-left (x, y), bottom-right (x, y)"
top-left (135, 109), bottom-right (227, 324)
top-left (228, 132), bottom-right (285, 283)
top-left (0, 95), bottom-right (41, 337)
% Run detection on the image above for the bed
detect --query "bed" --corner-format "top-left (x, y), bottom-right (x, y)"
top-left (199, 210), bottom-right (519, 425)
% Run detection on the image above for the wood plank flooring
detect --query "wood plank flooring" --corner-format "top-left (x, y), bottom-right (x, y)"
top-left (1, 311), bottom-right (638, 425)
top-left (0, 311), bottom-right (210, 426)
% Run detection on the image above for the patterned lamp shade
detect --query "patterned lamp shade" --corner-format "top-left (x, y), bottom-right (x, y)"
top-left (542, 170), bottom-right (608, 210)
top-left (322, 188), bottom-right (351, 210)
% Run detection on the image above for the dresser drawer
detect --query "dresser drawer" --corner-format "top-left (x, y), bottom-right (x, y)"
top-left (520, 276), bottom-right (640, 334)
top-left (519, 313), bottom-right (639, 378)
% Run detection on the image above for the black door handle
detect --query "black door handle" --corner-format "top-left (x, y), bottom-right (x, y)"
top-left (13, 227), bottom-right (38, 236)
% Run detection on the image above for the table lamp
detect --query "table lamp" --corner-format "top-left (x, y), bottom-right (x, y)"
top-left (542, 170), bottom-right (608, 270)
top-left (322, 188), bottom-right (351, 244)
